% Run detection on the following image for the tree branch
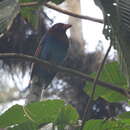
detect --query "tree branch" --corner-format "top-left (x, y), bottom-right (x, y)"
top-left (0, 53), bottom-right (129, 98)
top-left (20, 2), bottom-right (104, 24)
top-left (81, 43), bottom-right (112, 129)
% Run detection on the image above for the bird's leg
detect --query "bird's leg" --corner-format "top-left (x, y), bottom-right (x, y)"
top-left (40, 78), bottom-right (52, 101)
top-left (40, 88), bottom-right (46, 101)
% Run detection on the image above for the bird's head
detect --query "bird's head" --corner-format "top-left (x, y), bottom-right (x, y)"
top-left (50, 23), bottom-right (72, 33)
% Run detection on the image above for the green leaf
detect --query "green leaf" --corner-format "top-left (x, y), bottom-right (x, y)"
top-left (8, 121), bottom-right (38, 130)
top-left (19, 0), bottom-right (65, 26)
top-left (83, 119), bottom-right (130, 130)
top-left (19, 0), bottom-right (65, 4)
top-left (20, 6), bottom-right (38, 27)
top-left (0, 100), bottom-right (79, 129)
top-left (55, 104), bottom-right (79, 128)
top-left (25, 100), bottom-right (65, 124)
top-left (95, 0), bottom-right (130, 89)
top-left (0, 104), bottom-right (28, 128)
top-left (118, 112), bottom-right (130, 119)
top-left (19, 0), bottom-right (39, 27)
top-left (19, 0), bottom-right (36, 2)
top-left (38, 0), bottom-right (65, 4)
top-left (51, 0), bottom-right (64, 4)
top-left (84, 62), bottom-right (127, 102)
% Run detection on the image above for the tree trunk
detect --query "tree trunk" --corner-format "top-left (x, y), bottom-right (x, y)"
top-left (66, 0), bottom-right (85, 52)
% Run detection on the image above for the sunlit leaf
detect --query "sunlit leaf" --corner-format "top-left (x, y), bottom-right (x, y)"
top-left (0, 104), bottom-right (28, 128)
top-left (25, 100), bottom-right (65, 124)
top-left (8, 121), bottom-right (38, 130)
top-left (0, 100), bottom-right (79, 129)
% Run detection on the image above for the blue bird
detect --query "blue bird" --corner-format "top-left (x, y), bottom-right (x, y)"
top-left (26, 23), bottom-right (72, 103)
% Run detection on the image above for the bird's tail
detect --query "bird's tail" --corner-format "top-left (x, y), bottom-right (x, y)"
top-left (25, 75), bottom-right (51, 104)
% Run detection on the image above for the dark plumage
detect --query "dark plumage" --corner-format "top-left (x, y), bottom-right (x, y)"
top-left (26, 23), bottom-right (71, 103)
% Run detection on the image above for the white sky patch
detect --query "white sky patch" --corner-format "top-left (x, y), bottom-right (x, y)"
top-left (0, 99), bottom-right (25, 115)
top-left (81, 0), bottom-right (117, 56)
top-left (44, 2), bottom-right (68, 26)
top-left (125, 106), bottom-right (130, 112)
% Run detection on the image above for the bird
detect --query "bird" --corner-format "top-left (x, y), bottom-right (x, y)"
top-left (26, 23), bottom-right (72, 103)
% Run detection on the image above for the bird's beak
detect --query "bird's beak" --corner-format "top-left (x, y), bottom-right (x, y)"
top-left (64, 24), bottom-right (72, 30)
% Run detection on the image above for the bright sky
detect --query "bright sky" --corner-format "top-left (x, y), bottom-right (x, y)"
top-left (81, 0), bottom-right (105, 52)
top-left (45, 0), bottom-right (116, 58)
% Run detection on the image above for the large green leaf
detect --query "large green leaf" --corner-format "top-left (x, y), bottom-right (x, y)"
top-left (55, 104), bottom-right (79, 129)
top-left (8, 121), bottom-right (38, 130)
top-left (25, 100), bottom-right (65, 124)
top-left (0, 100), bottom-right (79, 129)
top-left (83, 119), bottom-right (130, 130)
top-left (0, 104), bottom-right (29, 128)
top-left (84, 62), bottom-right (127, 102)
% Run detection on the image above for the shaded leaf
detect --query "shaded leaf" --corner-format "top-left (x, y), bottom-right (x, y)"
top-left (20, 6), bottom-right (38, 27)
top-left (51, 0), bottom-right (64, 4)
top-left (37, 0), bottom-right (65, 4)
top-left (55, 104), bottom-right (79, 129)
top-left (84, 62), bottom-right (127, 102)
top-left (83, 119), bottom-right (130, 130)
top-left (118, 112), bottom-right (130, 119)
top-left (94, 0), bottom-right (130, 88)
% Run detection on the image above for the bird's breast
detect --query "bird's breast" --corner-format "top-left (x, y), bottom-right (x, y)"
top-left (40, 33), bottom-right (69, 64)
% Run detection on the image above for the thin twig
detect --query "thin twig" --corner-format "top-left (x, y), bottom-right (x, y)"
top-left (20, 2), bottom-right (104, 24)
top-left (81, 43), bottom-right (112, 129)
top-left (0, 53), bottom-right (129, 98)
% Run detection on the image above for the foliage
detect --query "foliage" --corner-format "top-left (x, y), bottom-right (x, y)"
top-left (19, 0), bottom-right (64, 4)
top-left (83, 119), bottom-right (130, 130)
top-left (94, 0), bottom-right (130, 88)
top-left (19, 0), bottom-right (65, 26)
top-left (83, 111), bottom-right (130, 130)
top-left (84, 62), bottom-right (128, 102)
top-left (0, 100), bottom-right (79, 129)
top-left (0, 0), bottom-right (130, 130)
top-left (0, 0), bottom-right (65, 34)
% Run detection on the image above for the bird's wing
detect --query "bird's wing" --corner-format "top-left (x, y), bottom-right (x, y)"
top-left (34, 33), bottom-right (47, 57)
top-left (34, 45), bottom-right (41, 57)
